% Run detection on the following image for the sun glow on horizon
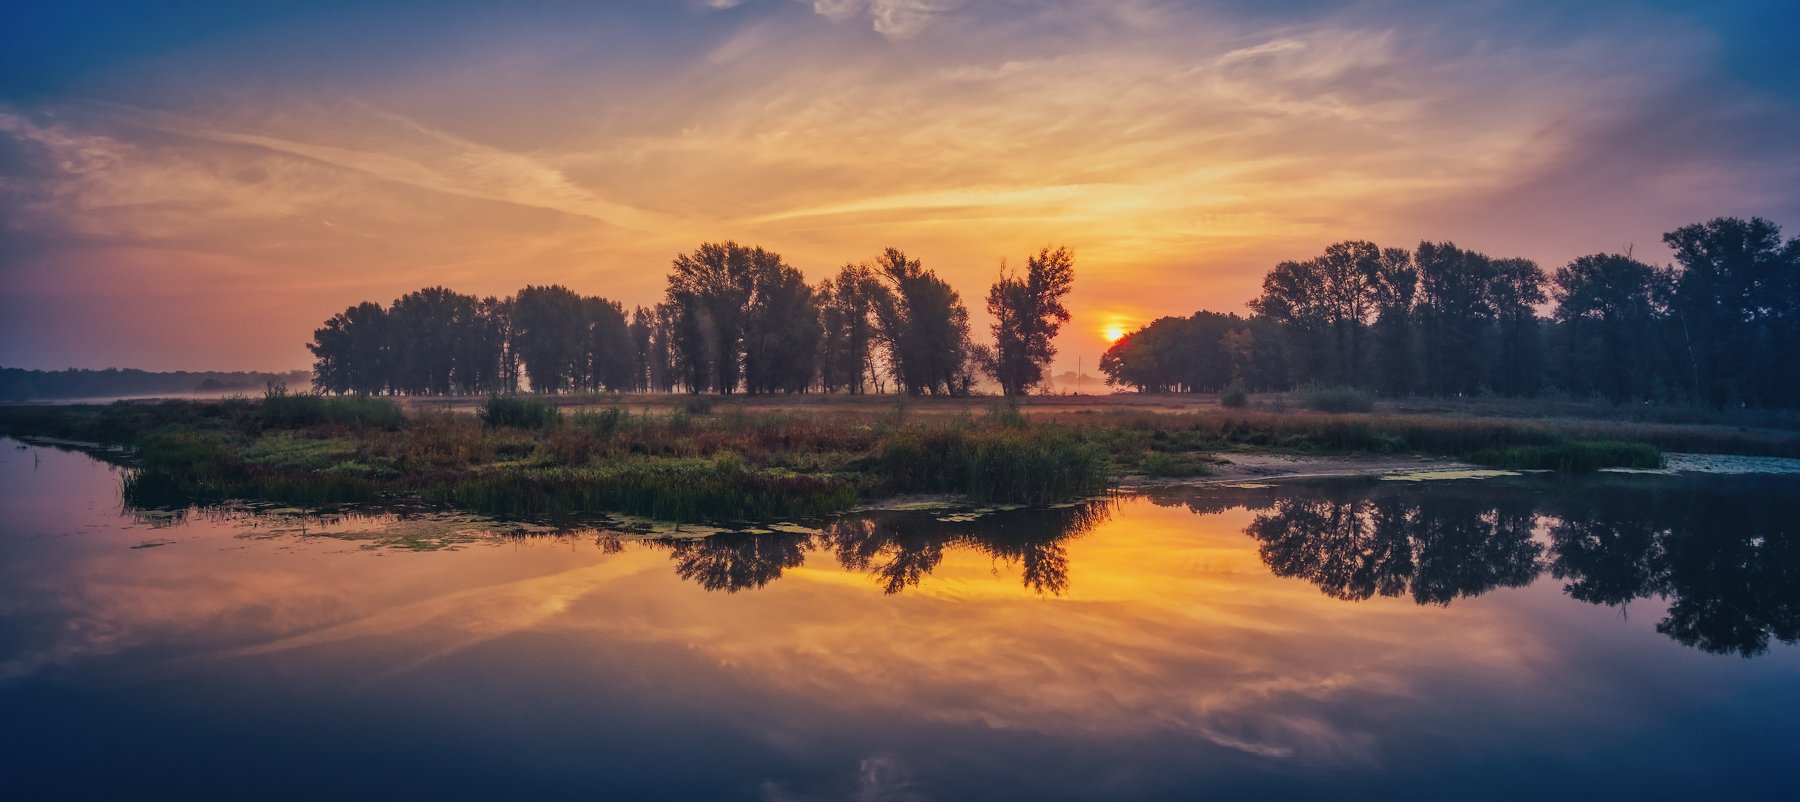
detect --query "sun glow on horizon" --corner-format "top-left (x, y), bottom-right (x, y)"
top-left (1, 1), bottom-right (1795, 371)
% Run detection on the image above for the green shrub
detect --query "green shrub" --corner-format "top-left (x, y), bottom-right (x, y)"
top-left (259, 385), bottom-right (327, 428)
top-left (436, 456), bottom-right (856, 521)
top-left (1469, 440), bottom-right (1663, 472)
top-left (318, 395), bottom-right (405, 428)
top-left (988, 401), bottom-right (1028, 428)
top-left (134, 432), bottom-right (244, 484)
top-left (1302, 386), bottom-right (1374, 413)
top-left (874, 425), bottom-right (1107, 504)
top-left (1138, 450), bottom-right (1209, 478)
top-left (573, 406), bottom-right (631, 435)
top-left (258, 386), bottom-right (403, 430)
top-left (1220, 382), bottom-right (1249, 408)
top-left (478, 396), bottom-right (561, 429)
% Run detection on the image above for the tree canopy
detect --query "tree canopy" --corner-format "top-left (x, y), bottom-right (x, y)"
top-left (307, 217), bottom-right (1800, 409)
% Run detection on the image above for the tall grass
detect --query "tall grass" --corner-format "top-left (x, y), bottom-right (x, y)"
top-left (14, 393), bottom-right (1795, 523)
top-left (874, 425), bottom-right (1108, 504)
top-left (478, 395), bottom-right (560, 429)
top-left (1470, 441), bottom-right (1663, 472)
top-left (572, 406), bottom-right (632, 434)
top-left (435, 456), bottom-right (857, 520)
top-left (121, 431), bottom-right (381, 508)
top-left (260, 389), bottom-right (405, 429)
top-left (1301, 386), bottom-right (1375, 413)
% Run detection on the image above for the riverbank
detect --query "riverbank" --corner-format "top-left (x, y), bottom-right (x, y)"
top-left (4, 392), bottom-right (1795, 522)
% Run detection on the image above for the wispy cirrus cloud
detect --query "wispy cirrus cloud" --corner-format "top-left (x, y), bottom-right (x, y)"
top-left (810, 0), bottom-right (961, 39)
top-left (1, 0), bottom-right (1796, 370)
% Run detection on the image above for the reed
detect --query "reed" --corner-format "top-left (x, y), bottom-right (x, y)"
top-left (873, 425), bottom-right (1108, 504)
top-left (1469, 441), bottom-right (1664, 472)
top-left (477, 396), bottom-right (561, 429)
top-left (433, 456), bottom-right (858, 520)
top-left (7, 393), bottom-right (1791, 521)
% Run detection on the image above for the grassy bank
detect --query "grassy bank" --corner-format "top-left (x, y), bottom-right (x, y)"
top-left (3, 392), bottom-right (1781, 520)
top-left (0, 396), bottom-right (1106, 520)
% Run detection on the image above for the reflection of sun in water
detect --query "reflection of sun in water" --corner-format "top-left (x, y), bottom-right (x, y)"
top-left (1103, 325), bottom-right (1127, 343)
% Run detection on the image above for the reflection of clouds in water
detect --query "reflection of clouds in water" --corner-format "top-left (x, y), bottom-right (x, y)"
top-left (759, 753), bottom-right (925, 802)
top-left (7, 441), bottom-right (1800, 778)
top-left (0, 456), bottom-right (1519, 771)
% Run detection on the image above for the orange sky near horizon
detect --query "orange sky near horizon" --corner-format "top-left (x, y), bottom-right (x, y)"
top-left (2, 1), bottom-right (1797, 374)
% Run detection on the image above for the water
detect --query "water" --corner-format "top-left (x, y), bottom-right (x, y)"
top-left (2, 437), bottom-right (1797, 800)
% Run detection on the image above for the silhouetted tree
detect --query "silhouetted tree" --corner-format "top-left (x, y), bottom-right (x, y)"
top-left (817, 264), bottom-right (890, 394)
top-left (1489, 257), bottom-right (1547, 397)
top-left (477, 296), bottom-right (517, 394)
top-left (1248, 241), bottom-right (1382, 386)
top-left (1415, 241), bottom-right (1495, 396)
top-left (512, 284), bottom-right (587, 393)
top-left (627, 306), bottom-right (653, 391)
top-left (665, 242), bottom-right (761, 394)
top-left (869, 248), bottom-right (972, 396)
top-left (1662, 216), bottom-right (1800, 408)
top-left (643, 302), bottom-right (680, 393)
top-left (985, 245), bottom-right (1076, 397)
top-left (1248, 258), bottom-right (1333, 385)
top-left (308, 301), bottom-right (389, 395)
top-left (1550, 253), bottom-right (1665, 402)
top-left (1368, 246), bottom-right (1418, 396)
top-left (743, 260), bottom-right (823, 394)
top-left (1099, 316), bottom-right (1185, 392)
top-left (577, 295), bottom-right (633, 392)
top-left (387, 287), bottom-right (482, 395)
top-left (297, 215), bottom-right (1800, 407)
top-left (1099, 312), bottom-right (1253, 393)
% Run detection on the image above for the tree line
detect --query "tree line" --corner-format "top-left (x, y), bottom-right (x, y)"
top-left (0, 367), bottom-right (314, 402)
top-left (1100, 216), bottom-right (1800, 408)
top-left (308, 242), bottom-right (1075, 397)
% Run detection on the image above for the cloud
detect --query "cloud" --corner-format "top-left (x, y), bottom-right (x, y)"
top-left (2, 1), bottom-right (1797, 369)
top-left (809, 0), bottom-right (959, 39)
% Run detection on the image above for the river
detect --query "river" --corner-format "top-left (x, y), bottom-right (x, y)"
top-left (1, 437), bottom-right (1795, 800)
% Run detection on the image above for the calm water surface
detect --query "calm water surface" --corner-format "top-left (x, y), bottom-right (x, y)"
top-left (2, 437), bottom-right (1797, 800)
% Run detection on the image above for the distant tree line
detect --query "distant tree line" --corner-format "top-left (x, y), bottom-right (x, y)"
top-left (0, 367), bottom-right (313, 402)
top-left (1101, 216), bottom-right (1800, 408)
top-left (308, 242), bottom-right (1075, 397)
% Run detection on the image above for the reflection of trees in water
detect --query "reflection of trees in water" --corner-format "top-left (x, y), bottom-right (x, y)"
top-left (826, 517), bottom-right (945, 594)
top-left (653, 530), bottom-right (813, 593)
top-left (1548, 484), bottom-right (1800, 657)
top-left (647, 500), bottom-right (1111, 595)
top-left (823, 501), bottom-right (1110, 596)
top-left (1229, 477), bottom-right (1800, 657)
top-left (1248, 493), bottom-right (1542, 605)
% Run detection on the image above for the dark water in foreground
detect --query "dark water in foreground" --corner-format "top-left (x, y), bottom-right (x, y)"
top-left (2, 438), bottom-right (1797, 801)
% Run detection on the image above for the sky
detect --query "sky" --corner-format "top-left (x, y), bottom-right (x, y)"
top-left (2, 0), bottom-right (1797, 373)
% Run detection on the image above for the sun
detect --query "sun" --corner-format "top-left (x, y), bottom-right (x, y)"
top-left (1103, 325), bottom-right (1127, 343)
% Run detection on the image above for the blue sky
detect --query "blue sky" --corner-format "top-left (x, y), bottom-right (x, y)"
top-left (3, 0), bottom-right (1797, 370)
